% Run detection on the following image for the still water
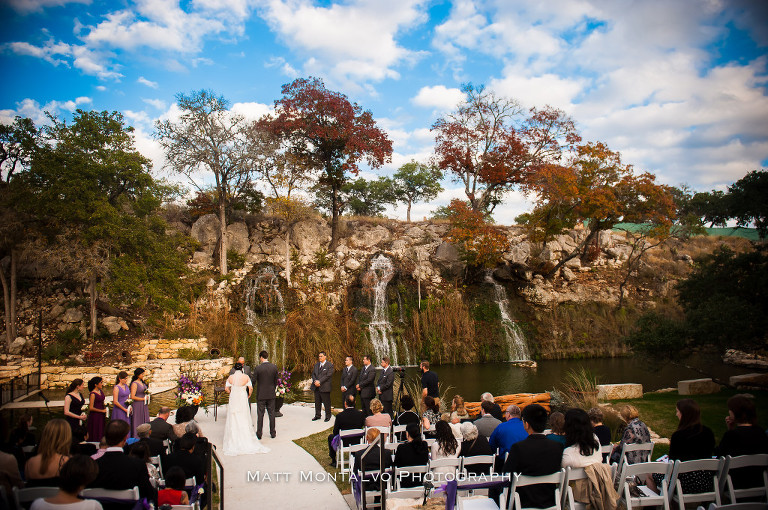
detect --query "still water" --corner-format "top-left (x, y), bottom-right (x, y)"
top-left (291, 354), bottom-right (757, 407)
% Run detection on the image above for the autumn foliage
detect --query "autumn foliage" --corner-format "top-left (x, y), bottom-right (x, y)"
top-left (445, 199), bottom-right (509, 268)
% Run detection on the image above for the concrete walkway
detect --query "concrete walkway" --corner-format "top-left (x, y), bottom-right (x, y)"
top-left (194, 403), bottom-right (348, 510)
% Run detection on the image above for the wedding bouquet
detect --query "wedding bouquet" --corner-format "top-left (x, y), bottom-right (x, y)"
top-left (145, 389), bottom-right (151, 405)
top-left (176, 373), bottom-right (205, 408)
top-left (125, 398), bottom-right (134, 416)
top-left (105, 402), bottom-right (110, 418)
top-left (275, 369), bottom-right (292, 398)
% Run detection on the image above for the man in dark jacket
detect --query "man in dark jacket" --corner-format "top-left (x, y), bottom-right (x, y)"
top-left (356, 355), bottom-right (376, 416)
top-left (340, 356), bottom-right (359, 404)
top-left (252, 350), bottom-right (279, 439)
top-left (165, 433), bottom-right (206, 495)
top-left (311, 351), bottom-right (334, 422)
top-left (376, 356), bottom-right (394, 416)
top-left (328, 394), bottom-right (365, 467)
top-left (149, 407), bottom-right (177, 443)
top-left (90, 419), bottom-right (156, 509)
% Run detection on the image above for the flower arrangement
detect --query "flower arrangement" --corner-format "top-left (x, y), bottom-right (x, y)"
top-left (125, 398), bottom-right (134, 416)
top-left (176, 372), bottom-right (205, 408)
top-left (275, 369), bottom-right (292, 398)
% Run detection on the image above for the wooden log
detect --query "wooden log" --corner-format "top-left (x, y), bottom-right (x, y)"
top-left (464, 392), bottom-right (550, 417)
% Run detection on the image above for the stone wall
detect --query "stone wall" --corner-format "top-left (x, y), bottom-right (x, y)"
top-left (133, 337), bottom-right (210, 362)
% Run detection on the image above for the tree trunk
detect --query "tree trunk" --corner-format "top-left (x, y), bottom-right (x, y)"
top-left (89, 275), bottom-right (97, 339)
top-left (218, 198), bottom-right (228, 274)
top-left (0, 259), bottom-right (11, 351)
top-left (9, 250), bottom-right (17, 344)
top-left (406, 200), bottom-right (412, 223)
top-left (545, 227), bottom-right (600, 278)
top-left (285, 230), bottom-right (291, 287)
top-left (329, 185), bottom-right (340, 251)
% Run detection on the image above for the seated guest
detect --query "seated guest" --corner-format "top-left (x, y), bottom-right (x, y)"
top-left (589, 407), bottom-right (611, 446)
top-left (421, 396), bottom-right (440, 433)
top-left (431, 421), bottom-right (460, 481)
top-left (494, 404), bottom-right (563, 508)
top-left (172, 406), bottom-right (203, 439)
top-left (715, 394), bottom-right (768, 489)
top-left (9, 413), bottom-right (36, 472)
top-left (328, 395), bottom-right (365, 467)
top-left (0, 449), bottom-right (23, 497)
top-left (610, 404), bottom-right (651, 464)
top-left (474, 401), bottom-right (502, 439)
top-left (458, 422), bottom-right (493, 475)
top-left (164, 433), bottom-right (205, 493)
top-left (481, 393), bottom-right (504, 422)
top-left (91, 438), bottom-right (107, 461)
top-left (546, 412), bottom-right (567, 446)
top-left (451, 395), bottom-right (470, 421)
top-left (89, 419), bottom-right (156, 509)
top-left (449, 412), bottom-right (463, 441)
top-left (25, 419), bottom-right (71, 487)
top-left (562, 408), bottom-right (602, 468)
top-left (127, 442), bottom-right (160, 489)
top-left (489, 405), bottom-right (528, 460)
top-left (126, 424), bottom-right (165, 460)
top-left (158, 466), bottom-right (189, 507)
top-left (352, 428), bottom-right (390, 493)
top-left (365, 399), bottom-right (392, 430)
top-left (149, 407), bottom-right (178, 443)
top-left (395, 395), bottom-right (420, 427)
top-left (31, 455), bottom-right (102, 510)
top-left (393, 424), bottom-right (430, 488)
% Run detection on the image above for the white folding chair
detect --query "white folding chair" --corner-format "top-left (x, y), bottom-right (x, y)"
top-left (386, 486), bottom-right (428, 501)
top-left (13, 486), bottom-right (59, 509)
top-left (149, 455), bottom-right (163, 478)
top-left (393, 464), bottom-right (429, 490)
top-left (80, 486), bottom-right (140, 505)
top-left (721, 454), bottom-right (768, 503)
top-left (508, 468), bottom-right (566, 510)
top-left (429, 457), bottom-right (462, 483)
top-left (366, 426), bottom-right (391, 443)
top-left (616, 442), bottom-right (655, 474)
top-left (163, 438), bottom-right (172, 454)
top-left (669, 458), bottom-right (725, 510)
top-left (20, 446), bottom-right (35, 455)
top-left (601, 444), bottom-right (614, 463)
top-left (339, 428), bottom-right (365, 475)
top-left (462, 455), bottom-right (496, 476)
top-left (615, 461), bottom-right (673, 510)
top-left (169, 504), bottom-right (201, 510)
top-left (184, 476), bottom-right (197, 490)
top-left (347, 443), bottom-right (370, 476)
top-left (391, 424), bottom-right (408, 442)
top-left (703, 503), bottom-right (768, 510)
top-left (457, 473), bottom-right (511, 510)
top-left (425, 438), bottom-right (436, 449)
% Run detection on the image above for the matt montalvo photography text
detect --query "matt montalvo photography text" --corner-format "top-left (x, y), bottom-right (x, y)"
top-left (246, 470), bottom-right (511, 484)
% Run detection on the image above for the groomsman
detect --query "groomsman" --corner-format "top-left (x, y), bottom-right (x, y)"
top-left (356, 355), bottom-right (375, 416)
top-left (340, 356), bottom-right (358, 405)
top-left (253, 350), bottom-right (278, 439)
top-left (311, 351), bottom-right (334, 422)
top-left (377, 356), bottom-right (394, 417)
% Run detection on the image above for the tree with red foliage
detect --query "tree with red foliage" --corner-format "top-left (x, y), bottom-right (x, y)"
top-left (263, 77), bottom-right (392, 249)
top-left (445, 199), bottom-right (509, 269)
top-left (432, 84), bottom-right (579, 214)
top-left (522, 141), bottom-right (676, 280)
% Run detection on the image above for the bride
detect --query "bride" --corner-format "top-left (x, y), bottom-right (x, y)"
top-left (222, 362), bottom-right (269, 455)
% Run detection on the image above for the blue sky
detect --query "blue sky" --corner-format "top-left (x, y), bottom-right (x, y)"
top-left (1, 0), bottom-right (767, 224)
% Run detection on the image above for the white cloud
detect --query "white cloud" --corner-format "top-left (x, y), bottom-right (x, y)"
top-left (257, 0), bottom-right (429, 89)
top-left (137, 76), bottom-right (159, 88)
top-left (0, 96), bottom-right (91, 125)
top-left (142, 98), bottom-right (167, 110)
top-left (411, 85), bottom-right (464, 111)
top-left (265, 56), bottom-right (299, 78)
top-left (230, 101), bottom-right (272, 121)
top-left (7, 40), bottom-right (72, 66)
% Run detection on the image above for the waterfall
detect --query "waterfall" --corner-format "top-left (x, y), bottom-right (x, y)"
top-left (365, 254), bottom-right (400, 365)
top-left (485, 270), bottom-right (530, 361)
top-left (243, 266), bottom-right (287, 367)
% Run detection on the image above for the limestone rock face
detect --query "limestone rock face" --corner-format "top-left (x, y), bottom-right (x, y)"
top-left (504, 241), bottom-right (531, 265)
top-left (678, 378), bottom-right (722, 395)
top-left (190, 214), bottom-right (221, 254)
top-left (345, 258), bottom-right (361, 271)
top-left (729, 372), bottom-right (768, 389)
top-left (350, 225), bottom-right (390, 248)
top-left (10, 337), bottom-right (26, 354)
top-left (723, 349), bottom-right (768, 369)
top-left (597, 383), bottom-right (643, 400)
top-left (48, 304), bottom-right (65, 320)
top-left (62, 308), bottom-right (83, 323)
top-left (225, 222), bottom-right (250, 255)
top-left (191, 251), bottom-right (213, 266)
top-left (432, 241), bottom-right (465, 275)
top-left (102, 316), bottom-right (123, 335)
top-left (291, 219), bottom-right (331, 255)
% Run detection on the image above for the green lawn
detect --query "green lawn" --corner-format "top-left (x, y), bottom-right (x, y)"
top-left (293, 425), bottom-right (351, 494)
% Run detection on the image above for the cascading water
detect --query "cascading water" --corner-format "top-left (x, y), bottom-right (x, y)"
top-left (485, 270), bottom-right (530, 361)
top-left (365, 254), bottom-right (401, 365)
top-left (243, 266), bottom-right (287, 367)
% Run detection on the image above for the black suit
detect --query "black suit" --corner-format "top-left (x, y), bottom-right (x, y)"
top-left (149, 417), bottom-right (177, 443)
top-left (357, 364), bottom-right (376, 416)
top-left (253, 361), bottom-right (279, 438)
top-left (125, 437), bottom-right (166, 461)
top-left (496, 433), bottom-right (563, 508)
top-left (341, 365), bottom-right (359, 403)
top-left (311, 361), bottom-right (334, 419)
top-left (376, 367), bottom-right (394, 416)
top-left (328, 407), bottom-right (366, 463)
top-left (90, 450), bottom-right (156, 510)
top-left (165, 449), bottom-right (206, 490)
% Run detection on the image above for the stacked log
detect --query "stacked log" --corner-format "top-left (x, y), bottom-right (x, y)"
top-left (465, 392), bottom-right (550, 417)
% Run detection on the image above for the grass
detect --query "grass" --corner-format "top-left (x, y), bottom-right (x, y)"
top-left (292, 424), bottom-right (351, 495)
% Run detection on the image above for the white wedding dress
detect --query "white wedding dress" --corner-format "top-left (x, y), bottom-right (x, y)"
top-left (222, 371), bottom-right (270, 455)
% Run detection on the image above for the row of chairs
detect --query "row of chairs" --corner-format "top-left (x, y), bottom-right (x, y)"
top-left (11, 485), bottom-right (201, 510)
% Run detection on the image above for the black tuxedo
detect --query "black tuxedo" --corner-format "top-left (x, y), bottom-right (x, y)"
top-left (376, 367), bottom-right (394, 416)
top-left (340, 365), bottom-right (359, 402)
top-left (357, 363), bottom-right (376, 416)
top-left (311, 361), bottom-right (334, 419)
top-left (90, 450), bottom-right (156, 509)
top-left (328, 407), bottom-right (366, 463)
top-left (495, 433), bottom-right (563, 508)
top-left (229, 365), bottom-right (251, 377)
top-left (149, 416), bottom-right (177, 443)
top-left (253, 361), bottom-right (279, 438)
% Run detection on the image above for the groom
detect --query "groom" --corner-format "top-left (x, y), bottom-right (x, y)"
top-left (252, 350), bottom-right (278, 439)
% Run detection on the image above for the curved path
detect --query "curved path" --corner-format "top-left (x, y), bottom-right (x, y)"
top-left (193, 403), bottom-right (347, 509)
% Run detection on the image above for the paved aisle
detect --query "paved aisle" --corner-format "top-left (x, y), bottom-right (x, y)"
top-left (195, 403), bottom-right (348, 510)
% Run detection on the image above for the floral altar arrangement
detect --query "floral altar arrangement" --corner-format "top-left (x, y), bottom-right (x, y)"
top-left (275, 369), bottom-right (292, 398)
top-left (176, 370), bottom-right (206, 408)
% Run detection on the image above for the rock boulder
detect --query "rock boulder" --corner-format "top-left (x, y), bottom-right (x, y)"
top-left (225, 222), bottom-right (250, 255)
top-left (678, 378), bottom-right (722, 395)
top-left (62, 308), bottom-right (83, 323)
top-left (190, 214), bottom-right (221, 254)
top-left (597, 383), bottom-right (643, 400)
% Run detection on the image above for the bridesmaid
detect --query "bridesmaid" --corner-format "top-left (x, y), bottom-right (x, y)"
top-left (62, 379), bottom-right (87, 442)
top-left (130, 368), bottom-right (150, 437)
top-left (112, 371), bottom-right (131, 425)
top-left (86, 376), bottom-right (107, 442)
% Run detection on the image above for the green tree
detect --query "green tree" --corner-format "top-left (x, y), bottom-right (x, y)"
top-left (0, 116), bottom-right (39, 184)
top-left (728, 170), bottom-right (768, 238)
top-left (314, 176), bottom-right (394, 217)
top-left (156, 90), bottom-right (258, 274)
top-left (392, 161), bottom-right (443, 222)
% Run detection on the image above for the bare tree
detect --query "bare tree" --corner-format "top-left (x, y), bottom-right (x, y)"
top-left (155, 90), bottom-right (255, 274)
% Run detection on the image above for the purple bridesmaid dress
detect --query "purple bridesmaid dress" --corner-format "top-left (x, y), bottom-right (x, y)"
top-left (112, 384), bottom-right (130, 424)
